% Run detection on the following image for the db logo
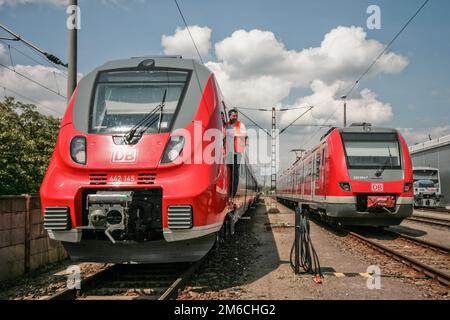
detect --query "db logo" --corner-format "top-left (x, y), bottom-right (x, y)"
top-left (112, 150), bottom-right (137, 163)
top-left (371, 183), bottom-right (384, 192)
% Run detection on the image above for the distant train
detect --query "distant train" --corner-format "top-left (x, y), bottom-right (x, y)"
top-left (40, 56), bottom-right (258, 263)
top-left (277, 123), bottom-right (414, 226)
top-left (413, 167), bottom-right (443, 208)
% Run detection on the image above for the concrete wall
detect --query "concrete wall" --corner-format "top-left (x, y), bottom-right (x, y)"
top-left (0, 195), bottom-right (67, 282)
top-left (411, 144), bottom-right (450, 208)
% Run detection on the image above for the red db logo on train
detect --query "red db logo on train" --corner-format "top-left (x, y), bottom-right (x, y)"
top-left (371, 183), bottom-right (384, 192)
top-left (112, 150), bottom-right (137, 163)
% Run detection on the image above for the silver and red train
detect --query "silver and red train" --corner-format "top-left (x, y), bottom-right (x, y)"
top-left (277, 124), bottom-right (414, 226)
top-left (40, 56), bottom-right (258, 263)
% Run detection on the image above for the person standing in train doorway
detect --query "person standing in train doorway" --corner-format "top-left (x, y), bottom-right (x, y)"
top-left (226, 109), bottom-right (248, 198)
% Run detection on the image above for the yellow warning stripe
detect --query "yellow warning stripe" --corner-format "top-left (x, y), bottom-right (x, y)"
top-left (324, 272), bottom-right (375, 278)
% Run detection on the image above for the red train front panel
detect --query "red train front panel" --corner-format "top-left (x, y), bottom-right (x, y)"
top-left (40, 57), bottom-right (258, 263)
top-left (278, 125), bottom-right (413, 226)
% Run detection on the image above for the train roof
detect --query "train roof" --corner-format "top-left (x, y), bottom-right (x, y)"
top-left (413, 167), bottom-right (439, 171)
top-left (70, 56), bottom-right (213, 133)
top-left (319, 124), bottom-right (398, 142)
top-left (339, 125), bottom-right (398, 134)
top-left (91, 56), bottom-right (211, 74)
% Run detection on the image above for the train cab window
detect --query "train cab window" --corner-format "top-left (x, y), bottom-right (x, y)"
top-left (90, 70), bottom-right (189, 134)
top-left (341, 133), bottom-right (401, 169)
top-left (222, 102), bottom-right (229, 124)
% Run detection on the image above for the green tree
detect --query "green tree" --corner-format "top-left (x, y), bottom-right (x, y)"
top-left (0, 98), bottom-right (61, 195)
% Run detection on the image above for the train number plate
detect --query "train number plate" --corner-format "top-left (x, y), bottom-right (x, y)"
top-left (108, 175), bottom-right (136, 183)
top-left (371, 183), bottom-right (384, 192)
top-left (368, 196), bottom-right (395, 208)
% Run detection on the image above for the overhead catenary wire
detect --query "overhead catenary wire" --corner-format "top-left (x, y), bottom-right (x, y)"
top-left (0, 39), bottom-right (68, 78)
top-left (236, 108), bottom-right (272, 137)
top-left (343, 0), bottom-right (430, 99)
top-left (237, 106), bottom-right (312, 112)
top-left (1, 39), bottom-right (68, 95)
top-left (1, 84), bottom-right (64, 116)
top-left (300, 0), bottom-right (431, 153)
top-left (0, 62), bottom-right (67, 99)
top-left (278, 106), bottom-right (313, 136)
top-left (173, 0), bottom-right (205, 64)
top-left (0, 23), bottom-right (67, 68)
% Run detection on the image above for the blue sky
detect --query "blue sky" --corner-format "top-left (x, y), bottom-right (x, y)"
top-left (1, 0), bottom-right (449, 160)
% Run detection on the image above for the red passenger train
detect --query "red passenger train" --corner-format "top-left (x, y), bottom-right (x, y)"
top-left (277, 124), bottom-right (414, 226)
top-left (40, 56), bottom-right (258, 263)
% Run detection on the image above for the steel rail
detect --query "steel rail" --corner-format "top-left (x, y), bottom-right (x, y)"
top-left (347, 231), bottom-right (450, 287)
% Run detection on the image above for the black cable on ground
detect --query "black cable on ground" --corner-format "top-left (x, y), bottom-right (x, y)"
top-left (290, 205), bottom-right (323, 283)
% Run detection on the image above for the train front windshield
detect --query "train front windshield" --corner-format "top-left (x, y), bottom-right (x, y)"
top-left (90, 70), bottom-right (189, 134)
top-left (413, 169), bottom-right (439, 186)
top-left (341, 133), bottom-right (401, 169)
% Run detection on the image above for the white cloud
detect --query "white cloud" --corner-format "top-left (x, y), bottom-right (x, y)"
top-left (280, 80), bottom-right (393, 128)
top-left (162, 26), bottom-right (212, 60)
top-left (211, 26), bottom-right (408, 87)
top-left (202, 26), bottom-right (406, 132)
top-left (177, 25), bottom-right (408, 171)
top-left (0, 45), bottom-right (68, 116)
top-left (0, 64), bottom-right (68, 116)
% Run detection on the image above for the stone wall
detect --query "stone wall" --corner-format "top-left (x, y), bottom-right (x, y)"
top-left (0, 195), bottom-right (67, 282)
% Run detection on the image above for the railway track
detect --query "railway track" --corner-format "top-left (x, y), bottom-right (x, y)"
top-left (415, 207), bottom-right (450, 214)
top-left (306, 214), bottom-right (450, 287)
top-left (406, 216), bottom-right (450, 228)
top-left (48, 259), bottom-right (204, 300)
top-left (346, 227), bottom-right (450, 287)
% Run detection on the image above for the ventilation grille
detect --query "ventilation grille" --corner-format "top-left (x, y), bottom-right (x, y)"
top-left (168, 205), bottom-right (193, 229)
top-left (44, 207), bottom-right (71, 231)
top-left (137, 173), bottom-right (157, 185)
top-left (89, 173), bottom-right (107, 185)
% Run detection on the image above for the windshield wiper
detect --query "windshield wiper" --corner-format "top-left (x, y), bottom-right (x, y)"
top-left (375, 146), bottom-right (393, 177)
top-left (124, 89), bottom-right (167, 144)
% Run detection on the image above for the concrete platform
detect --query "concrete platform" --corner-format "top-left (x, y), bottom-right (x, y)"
top-left (234, 200), bottom-right (445, 300)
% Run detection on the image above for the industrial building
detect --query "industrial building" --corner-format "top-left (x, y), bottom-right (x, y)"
top-left (409, 135), bottom-right (450, 208)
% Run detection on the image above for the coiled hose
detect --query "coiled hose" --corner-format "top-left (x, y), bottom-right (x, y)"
top-left (290, 206), bottom-right (323, 283)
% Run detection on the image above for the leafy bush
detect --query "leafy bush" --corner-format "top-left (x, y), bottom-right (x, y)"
top-left (0, 98), bottom-right (60, 195)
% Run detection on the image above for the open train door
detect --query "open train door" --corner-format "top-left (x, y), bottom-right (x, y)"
top-left (312, 146), bottom-right (326, 202)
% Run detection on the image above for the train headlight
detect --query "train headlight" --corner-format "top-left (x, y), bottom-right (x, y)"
top-left (339, 182), bottom-right (352, 192)
top-left (161, 136), bottom-right (185, 164)
top-left (404, 182), bottom-right (413, 192)
top-left (70, 136), bottom-right (86, 165)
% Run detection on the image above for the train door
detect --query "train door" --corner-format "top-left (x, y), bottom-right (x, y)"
top-left (316, 146), bottom-right (326, 201)
top-left (304, 156), bottom-right (313, 200)
top-left (291, 170), bottom-right (296, 198)
top-left (220, 101), bottom-right (231, 198)
top-left (322, 144), bottom-right (327, 201)
top-left (313, 151), bottom-right (320, 200)
top-left (300, 163), bottom-right (305, 199)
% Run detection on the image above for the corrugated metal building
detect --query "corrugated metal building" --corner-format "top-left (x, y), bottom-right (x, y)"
top-left (409, 135), bottom-right (450, 208)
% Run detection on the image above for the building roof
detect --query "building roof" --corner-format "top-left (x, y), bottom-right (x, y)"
top-left (409, 134), bottom-right (450, 154)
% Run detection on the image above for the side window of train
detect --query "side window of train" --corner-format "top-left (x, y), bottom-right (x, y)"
top-left (315, 152), bottom-right (321, 180)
